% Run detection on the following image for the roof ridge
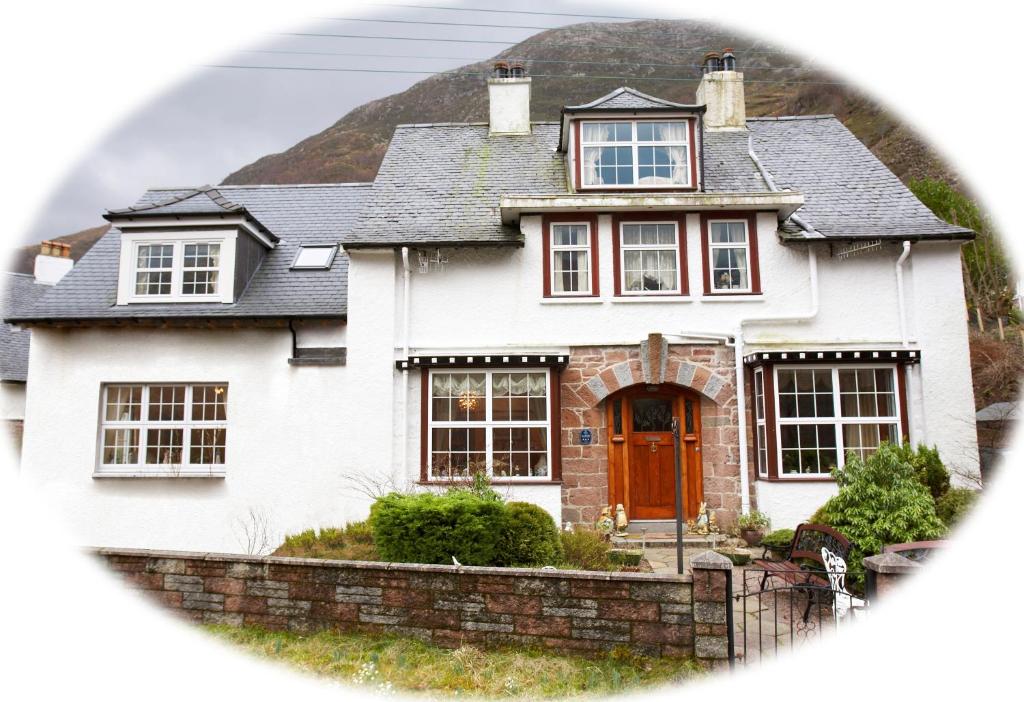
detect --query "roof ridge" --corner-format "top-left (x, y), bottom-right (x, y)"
top-left (565, 86), bottom-right (699, 111)
top-left (747, 114), bottom-right (837, 122)
top-left (146, 183), bottom-right (373, 191)
top-left (107, 185), bottom-right (244, 215)
top-left (394, 121), bottom-right (560, 129)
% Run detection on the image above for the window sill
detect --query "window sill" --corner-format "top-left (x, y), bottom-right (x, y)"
top-left (418, 479), bottom-right (562, 487)
top-left (93, 471), bottom-right (226, 479)
top-left (539, 298), bottom-right (604, 305)
top-left (700, 294), bottom-right (764, 302)
top-left (611, 296), bottom-right (692, 304)
top-left (757, 475), bottom-right (836, 483)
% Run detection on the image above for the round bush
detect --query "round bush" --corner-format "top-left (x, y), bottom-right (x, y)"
top-left (369, 491), bottom-right (507, 566)
top-left (936, 487), bottom-right (978, 527)
top-left (497, 502), bottom-right (563, 567)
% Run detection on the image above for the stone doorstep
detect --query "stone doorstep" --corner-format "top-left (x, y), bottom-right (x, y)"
top-left (611, 533), bottom-right (729, 550)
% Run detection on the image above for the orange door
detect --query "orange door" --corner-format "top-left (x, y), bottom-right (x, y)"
top-left (628, 395), bottom-right (678, 520)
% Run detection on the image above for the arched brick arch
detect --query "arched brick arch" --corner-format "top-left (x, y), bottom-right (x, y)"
top-left (558, 340), bottom-right (743, 528)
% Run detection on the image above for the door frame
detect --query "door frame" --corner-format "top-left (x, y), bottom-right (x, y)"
top-left (606, 384), bottom-right (704, 520)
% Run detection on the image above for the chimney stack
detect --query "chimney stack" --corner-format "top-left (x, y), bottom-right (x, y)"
top-left (34, 240), bottom-right (73, 285)
top-left (487, 61), bottom-right (531, 135)
top-left (697, 48), bottom-right (746, 131)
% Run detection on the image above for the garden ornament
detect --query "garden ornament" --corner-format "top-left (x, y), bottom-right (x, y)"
top-left (596, 506), bottom-right (614, 536)
top-left (692, 502), bottom-right (710, 535)
top-left (614, 503), bottom-right (628, 535)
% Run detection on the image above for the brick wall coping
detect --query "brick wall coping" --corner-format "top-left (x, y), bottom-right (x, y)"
top-left (862, 552), bottom-right (921, 574)
top-left (91, 547), bottom-right (694, 584)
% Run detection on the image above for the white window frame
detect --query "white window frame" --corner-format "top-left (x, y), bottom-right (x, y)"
top-left (618, 220), bottom-right (682, 295)
top-left (549, 222), bottom-right (593, 296)
top-left (772, 364), bottom-right (902, 480)
top-left (754, 367), bottom-right (768, 477)
top-left (117, 230), bottom-right (237, 304)
top-left (577, 119), bottom-right (693, 190)
top-left (96, 382), bottom-right (229, 477)
top-left (426, 368), bottom-right (553, 482)
top-left (707, 218), bottom-right (752, 294)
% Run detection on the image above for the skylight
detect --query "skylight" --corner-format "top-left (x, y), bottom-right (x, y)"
top-left (291, 245), bottom-right (338, 270)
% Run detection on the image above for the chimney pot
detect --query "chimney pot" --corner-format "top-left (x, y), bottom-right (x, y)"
top-left (721, 48), bottom-right (737, 72)
top-left (40, 241), bottom-right (52, 257)
top-left (493, 61), bottom-right (510, 79)
top-left (509, 61), bottom-right (526, 78)
top-left (702, 51), bottom-right (722, 75)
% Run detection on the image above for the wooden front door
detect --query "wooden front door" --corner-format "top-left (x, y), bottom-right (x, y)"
top-left (607, 386), bottom-right (703, 521)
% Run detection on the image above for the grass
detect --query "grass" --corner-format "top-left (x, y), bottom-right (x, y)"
top-left (206, 625), bottom-right (703, 698)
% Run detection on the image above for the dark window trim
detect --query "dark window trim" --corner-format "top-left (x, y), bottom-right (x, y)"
top-left (751, 361), bottom-right (911, 483)
top-left (542, 213), bottom-right (600, 298)
top-left (700, 211), bottom-right (762, 296)
top-left (611, 211), bottom-right (689, 297)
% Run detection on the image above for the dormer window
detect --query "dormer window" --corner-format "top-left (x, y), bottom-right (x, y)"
top-left (117, 232), bottom-right (236, 304)
top-left (130, 239), bottom-right (222, 299)
top-left (578, 120), bottom-right (693, 189)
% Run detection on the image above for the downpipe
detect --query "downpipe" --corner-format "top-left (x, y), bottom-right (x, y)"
top-left (399, 247), bottom-right (412, 486)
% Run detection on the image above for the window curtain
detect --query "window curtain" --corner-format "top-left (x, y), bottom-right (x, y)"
top-left (668, 146), bottom-right (688, 183)
top-left (582, 147), bottom-right (602, 185)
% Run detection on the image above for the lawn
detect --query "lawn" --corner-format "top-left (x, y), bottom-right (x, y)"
top-left (206, 625), bottom-right (703, 698)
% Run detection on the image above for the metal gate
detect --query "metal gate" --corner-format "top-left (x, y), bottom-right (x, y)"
top-left (729, 567), bottom-right (869, 666)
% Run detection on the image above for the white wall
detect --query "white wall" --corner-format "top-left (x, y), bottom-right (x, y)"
top-left (755, 480), bottom-right (838, 530)
top-left (19, 325), bottom-right (366, 553)
top-left (0, 381), bottom-right (25, 421)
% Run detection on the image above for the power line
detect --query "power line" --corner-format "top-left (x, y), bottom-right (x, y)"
top-left (204, 63), bottom-right (848, 85)
top-left (243, 49), bottom-right (818, 72)
top-left (361, 2), bottom-right (661, 21)
top-left (281, 32), bottom-right (795, 54)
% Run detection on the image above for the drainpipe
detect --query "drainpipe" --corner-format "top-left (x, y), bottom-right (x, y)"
top-left (735, 248), bottom-right (820, 514)
top-left (400, 247), bottom-right (412, 485)
top-left (896, 241), bottom-right (912, 348)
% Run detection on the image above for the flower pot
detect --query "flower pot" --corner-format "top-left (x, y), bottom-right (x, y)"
top-left (740, 528), bottom-right (764, 547)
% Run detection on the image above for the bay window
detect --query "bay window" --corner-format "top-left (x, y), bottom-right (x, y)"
top-left (428, 370), bottom-right (551, 480)
top-left (754, 367), bottom-right (768, 477)
top-left (774, 366), bottom-right (901, 477)
top-left (98, 383), bottom-right (228, 476)
top-left (578, 120), bottom-right (693, 188)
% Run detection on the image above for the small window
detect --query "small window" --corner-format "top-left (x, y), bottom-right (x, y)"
top-left (619, 222), bottom-right (680, 294)
top-left (550, 223), bottom-right (592, 295)
top-left (292, 245), bottom-right (338, 270)
top-left (708, 220), bottom-right (751, 292)
top-left (131, 240), bottom-right (222, 299)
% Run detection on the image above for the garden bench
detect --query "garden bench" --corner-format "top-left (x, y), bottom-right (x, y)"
top-left (751, 523), bottom-right (852, 590)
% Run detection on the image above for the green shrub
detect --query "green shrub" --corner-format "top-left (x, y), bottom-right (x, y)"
top-left (936, 488), bottom-right (979, 528)
top-left (761, 528), bottom-right (795, 551)
top-left (559, 528), bottom-right (613, 571)
top-left (497, 502), bottom-right (563, 567)
top-left (817, 442), bottom-right (946, 589)
top-left (369, 491), bottom-right (507, 566)
top-left (895, 443), bottom-right (950, 500)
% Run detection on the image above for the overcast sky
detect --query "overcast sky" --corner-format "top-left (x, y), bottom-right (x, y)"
top-left (23, 1), bottom-right (650, 244)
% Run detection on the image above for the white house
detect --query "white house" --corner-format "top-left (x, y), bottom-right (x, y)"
top-left (1, 243), bottom-right (73, 457)
top-left (7, 53), bottom-right (979, 552)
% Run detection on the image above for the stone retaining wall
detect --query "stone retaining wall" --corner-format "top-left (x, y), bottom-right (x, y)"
top-left (98, 548), bottom-right (703, 658)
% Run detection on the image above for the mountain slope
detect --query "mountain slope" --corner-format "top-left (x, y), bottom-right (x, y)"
top-left (223, 19), bottom-right (954, 187)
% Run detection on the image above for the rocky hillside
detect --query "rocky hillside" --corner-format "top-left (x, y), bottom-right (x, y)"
top-left (223, 19), bottom-right (955, 187)
top-left (10, 19), bottom-right (956, 273)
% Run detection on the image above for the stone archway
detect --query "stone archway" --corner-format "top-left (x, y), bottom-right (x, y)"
top-left (558, 334), bottom-right (742, 527)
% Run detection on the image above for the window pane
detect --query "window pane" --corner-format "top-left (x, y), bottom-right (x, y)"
top-left (135, 271), bottom-right (172, 296)
top-left (145, 428), bottom-right (183, 465)
top-left (552, 224), bottom-right (586, 246)
top-left (137, 244), bottom-right (173, 269)
top-left (106, 385), bottom-right (143, 422)
top-left (190, 428), bottom-right (226, 464)
top-left (622, 225), bottom-right (641, 246)
top-left (191, 385), bottom-right (228, 421)
top-left (552, 250), bottom-right (589, 293)
top-left (148, 386), bottom-right (185, 422)
top-left (103, 429), bottom-right (139, 464)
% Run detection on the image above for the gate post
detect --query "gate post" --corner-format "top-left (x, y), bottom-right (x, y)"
top-left (863, 552), bottom-right (921, 601)
top-left (691, 550), bottom-right (734, 670)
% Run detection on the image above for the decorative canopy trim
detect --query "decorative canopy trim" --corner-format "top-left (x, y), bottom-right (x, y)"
top-left (743, 349), bottom-right (921, 366)
top-left (397, 354), bottom-right (569, 370)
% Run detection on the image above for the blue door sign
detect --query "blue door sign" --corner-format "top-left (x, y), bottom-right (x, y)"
top-left (580, 429), bottom-right (592, 445)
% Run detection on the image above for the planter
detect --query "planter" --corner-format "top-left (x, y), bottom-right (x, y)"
top-left (763, 545), bottom-right (790, 561)
top-left (740, 528), bottom-right (764, 547)
top-left (714, 548), bottom-right (751, 566)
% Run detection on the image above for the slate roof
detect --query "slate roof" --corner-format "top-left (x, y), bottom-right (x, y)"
top-left (748, 116), bottom-right (973, 240)
top-left (9, 184), bottom-right (370, 323)
top-left (1, 273), bottom-right (48, 381)
top-left (347, 106), bottom-right (971, 247)
top-left (345, 122), bottom-right (565, 248)
top-left (564, 87), bottom-right (698, 111)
